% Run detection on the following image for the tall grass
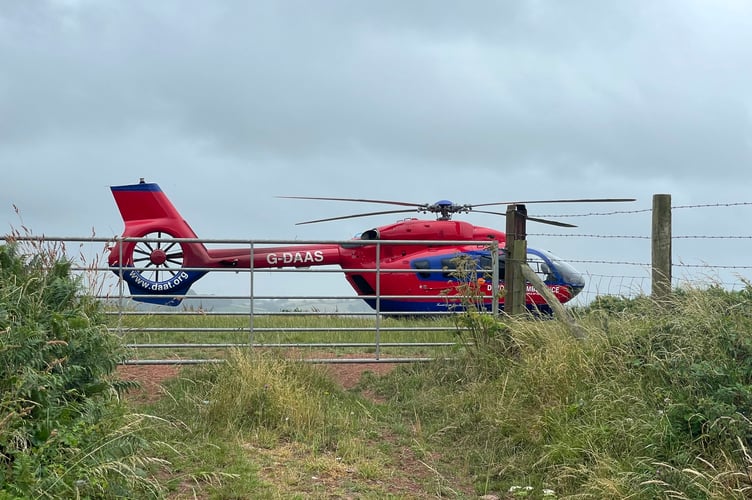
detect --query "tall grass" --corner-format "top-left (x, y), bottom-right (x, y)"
top-left (361, 285), bottom-right (752, 498)
top-left (147, 348), bottom-right (406, 497)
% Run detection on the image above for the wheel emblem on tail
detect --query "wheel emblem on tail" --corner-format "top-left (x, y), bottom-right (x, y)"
top-left (110, 230), bottom-right (206, 306)
top-left (131, 231), bottom-right (185, 284)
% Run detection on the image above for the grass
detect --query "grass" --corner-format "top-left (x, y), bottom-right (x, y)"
top-left (110, 283), bottom-right (752, 498)
top-left (7, 227), bottom-right (752, 497)
top-left (143, 348), bottom-right (459, 498)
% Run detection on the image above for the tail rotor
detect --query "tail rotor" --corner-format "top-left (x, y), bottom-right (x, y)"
top-left (109, 181), bottom-right (209, 305)
top-left (131, 231), bottom-right (186, 284)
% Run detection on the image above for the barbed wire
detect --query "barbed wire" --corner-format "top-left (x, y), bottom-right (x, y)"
top-left (673, 235), bottom-right (752, 239)
top-left (534, 208), bottom-right (652, 218)
top-left (530, 202), bottom-right (752, 297)
top-left (565, 259), bottom-right (649, 266)
top-left (674, 263), bottom-right (752, 270)
top-left (564, 259), bottom-right (752, 270)
top-left (529, 233), bottom-right (649, 239)
top-left (534, 201), bottom-right (752, 219)
top-left (671, 201), bottom-right (752, 209)
top-left (584, 273), bottom-right (649, 279)
top-left (530, 233), bottom-right (752, 240)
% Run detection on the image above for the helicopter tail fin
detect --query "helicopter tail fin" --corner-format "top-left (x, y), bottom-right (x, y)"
top-left (108, 180), bottom-right (208, 306)
top-left (110, 180), bottom-right (198, 232)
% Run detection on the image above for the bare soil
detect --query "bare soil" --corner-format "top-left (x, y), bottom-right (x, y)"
top-left (116, 359), bottom-right (396, 400)
top-left (116, 364), bottom-right (182, 404)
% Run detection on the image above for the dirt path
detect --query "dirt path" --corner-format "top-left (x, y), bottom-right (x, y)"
top-left (115, 362), bottom-right (482, 499)
top-left (116, 359), bottom-right (396, 400)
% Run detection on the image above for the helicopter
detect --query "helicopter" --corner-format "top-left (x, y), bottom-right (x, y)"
top-left (107, 179), bottom-right (633, 313)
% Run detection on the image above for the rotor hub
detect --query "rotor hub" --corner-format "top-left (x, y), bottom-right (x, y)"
top-left (150, 249), bottom-right (167, 265)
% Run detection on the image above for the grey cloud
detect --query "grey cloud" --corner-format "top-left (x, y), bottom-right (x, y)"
top-left (2, 0), bottom-right (752, 250)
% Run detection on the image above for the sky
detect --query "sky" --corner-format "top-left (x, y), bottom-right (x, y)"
top-left (2, 0), bottom-right (752, 305)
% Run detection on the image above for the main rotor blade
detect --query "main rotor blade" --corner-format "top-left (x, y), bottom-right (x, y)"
top-left (296, 208), bottom-right (418, 225)
top-left (279, 196), bottom-right (422, 208)
top-left (525, 215), bottom-right (577, 228)
top-left (471, 209), bottom-right (508, 217)
top-left (473, 198), bottom-right (635, 208)
top-left (469, 209), bottom-right (577, 227)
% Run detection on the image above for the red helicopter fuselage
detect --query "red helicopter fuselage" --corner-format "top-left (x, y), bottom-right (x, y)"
top-left (108, 182), bottom-right (584, 312)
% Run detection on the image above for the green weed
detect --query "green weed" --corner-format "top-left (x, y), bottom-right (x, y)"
top-left (0, 239), bottom-right (170, 498)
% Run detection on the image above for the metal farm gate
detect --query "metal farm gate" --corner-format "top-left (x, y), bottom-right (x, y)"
top-left (19, 236), bottom-right (502, 365)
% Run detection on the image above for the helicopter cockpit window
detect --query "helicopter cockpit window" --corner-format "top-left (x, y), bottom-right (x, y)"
top-left (528, 255), bottom-right (554, 284)
top-left (538, 250), bottom-right (585, 288)
top-left (478, 254), bottom-right (506, 280)
top-left (440, 258), bottom-right (458, 278)
top-left (413, 259), bottom-right (431, 279)
top-left (360, 229), bottom-right (379, 240)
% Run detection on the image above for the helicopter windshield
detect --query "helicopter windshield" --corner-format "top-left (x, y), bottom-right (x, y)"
top-left (530, 249), bottom-right (585, 288)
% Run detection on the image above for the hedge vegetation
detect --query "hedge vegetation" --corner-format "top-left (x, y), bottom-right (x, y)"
top-left (0, 242), bottom-right (161, 499)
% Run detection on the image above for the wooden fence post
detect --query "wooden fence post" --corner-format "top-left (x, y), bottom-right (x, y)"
top-left (652, 194), bottom-right (672, 302)
top-left (505, 204), bottom-right (527, 316)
